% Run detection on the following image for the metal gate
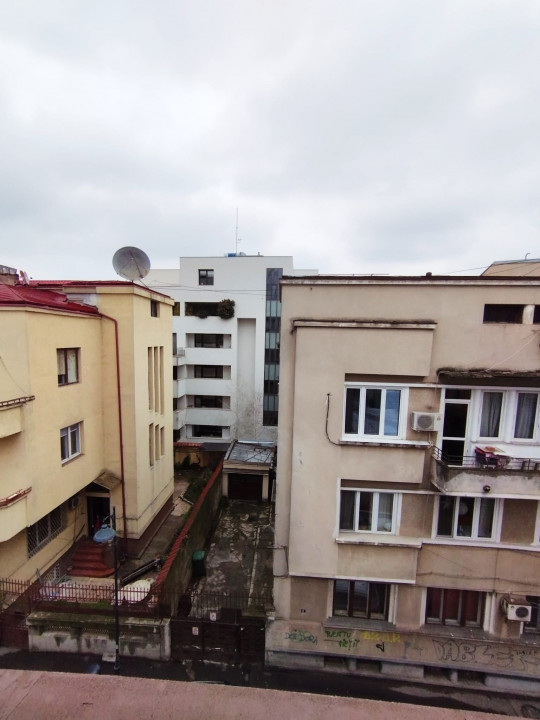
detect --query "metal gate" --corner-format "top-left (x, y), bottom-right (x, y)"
top-left (170, 614), bottom-right (265, 663)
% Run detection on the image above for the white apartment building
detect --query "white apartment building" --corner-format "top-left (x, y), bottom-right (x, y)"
top-left (145, 255), bottom-right (315, 445)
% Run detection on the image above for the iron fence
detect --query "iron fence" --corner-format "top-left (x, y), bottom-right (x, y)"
top-left (179, 590), bottom-right (273, 620)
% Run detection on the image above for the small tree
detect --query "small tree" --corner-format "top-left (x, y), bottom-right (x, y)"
top-left (217, 299), bottom-right (235, 319)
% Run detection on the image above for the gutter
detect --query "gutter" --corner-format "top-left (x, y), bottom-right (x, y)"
top-left (99, 313), bottom-right (128, 544)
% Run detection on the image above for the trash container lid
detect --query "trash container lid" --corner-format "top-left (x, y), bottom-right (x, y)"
top-left (192, 550), bottom-right (205, 560)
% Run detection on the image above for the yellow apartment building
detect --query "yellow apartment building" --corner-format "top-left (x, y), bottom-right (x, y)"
top-left (0, 267), bottom-right (174, 581)
top-left (268, 263), bottom-right (540, 687)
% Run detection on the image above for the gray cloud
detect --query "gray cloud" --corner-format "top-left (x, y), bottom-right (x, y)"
top-left (1, 0), bottom-right (539, 279)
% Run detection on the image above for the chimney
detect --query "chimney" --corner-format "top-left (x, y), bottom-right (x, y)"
top-left (0, 265), bottom-right (19, 285)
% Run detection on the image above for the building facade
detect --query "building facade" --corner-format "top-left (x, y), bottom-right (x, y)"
top-left (268, 268), bottom-right (540, 685)
top-left (0, 269), bottom-right (174, 581)
top-left (146, 255), bottom-right (315, 446)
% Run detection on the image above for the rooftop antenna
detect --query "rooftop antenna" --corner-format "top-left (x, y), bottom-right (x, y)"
top-left (112, 246), bottom-right (151, 281)
top-left (235, 208), bottom-right (241, 255)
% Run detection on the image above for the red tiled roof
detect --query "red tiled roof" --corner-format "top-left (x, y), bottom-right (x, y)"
top-left (0, 284), bottom-right (99, 315)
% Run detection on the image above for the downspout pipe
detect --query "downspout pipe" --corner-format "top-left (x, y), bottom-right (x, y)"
top-left (100, 313), bottom-right (128, 545)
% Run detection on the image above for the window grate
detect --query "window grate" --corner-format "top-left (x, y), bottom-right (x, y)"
top-left (27, 508), bottom-right (64, 558)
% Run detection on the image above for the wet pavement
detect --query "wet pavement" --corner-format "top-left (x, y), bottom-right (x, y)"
top-left (194, 498), bottom-right (274, 603)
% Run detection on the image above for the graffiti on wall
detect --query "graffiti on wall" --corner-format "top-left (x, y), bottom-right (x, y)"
top-left (433, 638), bottom-right (540, 673)
top-left (284, 628), bottom-right (318, 644)
top-left (278, 621), bottom-right (540, 677)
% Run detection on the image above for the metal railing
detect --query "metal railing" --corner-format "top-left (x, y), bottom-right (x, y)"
top-left (178, 590), bottom-right (273, 620)
top-left (432, 446), bottom-right (540, 472)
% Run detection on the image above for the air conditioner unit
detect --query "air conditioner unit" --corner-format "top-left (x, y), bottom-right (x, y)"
top-left (501, 596), bottom-right (532, 622)
top-left (67, 494), bottom-right (80, 510)
top-left (411, 412), bottom-right (443, 432)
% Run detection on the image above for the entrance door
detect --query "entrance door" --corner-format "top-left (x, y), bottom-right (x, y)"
top-left (87, 496), bottom-right (111, 537)
top-left (441, 389), bottom-right (471, 465)
top-left (228, 473), bottom-right (263, 501)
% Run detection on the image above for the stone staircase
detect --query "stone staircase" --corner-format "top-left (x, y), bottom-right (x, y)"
top-left (68, 538), bottom-right (115, 578)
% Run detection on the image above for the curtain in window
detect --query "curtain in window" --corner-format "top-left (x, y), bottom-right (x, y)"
top-left (515, 393), bottom-right (538, 439)
top-left (66, 349), bottom-right (77, 381)
top-left (376, 493), bottom-right (394, 532)
top-left (477, 498), bottom-right (495, 538)
top-left (480, 392), bottom-right (502, 437)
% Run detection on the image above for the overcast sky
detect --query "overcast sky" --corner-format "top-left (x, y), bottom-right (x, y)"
top-left (1, 1), bottom-right (539, 280)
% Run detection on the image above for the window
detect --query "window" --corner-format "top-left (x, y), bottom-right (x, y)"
top-left (57, 348), bottom-right (79, 385)
top-left (194, 365), bottom-right (223, 379)
top-left (525, 596), bottom-right (540, 633)
top-left (185, 301), bottom-right (218, 318)
top-left (339, 490), bottom-right (396, 533)
top-left (60, 423), bottom-right (81, 462)
top-left (515, 393), bottom-right (539, 439)
top-left (194, 334), bottom-right (223, 348)
top-left (150, 300), bottom-right (159, 317)
top-left (149, 423), bottom-right (154, 466)
top-left (479, 391), bottom-right (503, 437)
top-left (426, 588), bottom-right (483, 627)
top-left (436, 496), bottom-right (498, 540)
top-left (27, 507), bottom-right (64, 557)
top-left (198, 269), bottom-right (214, 286)
top-left (194, 395), bottom-right (223, 408)
top-left (192, 425), bottom-right (224, 438)
top-left (478, 390), bottom-right (539, 441)
top-left (173, 302), bottom-right (180, 316)
top-left (344, 386), bottom-right (404, 439)
top-left (483, 304), bottom-right (524, 323)
top-left (333, 580), bottom-right (389, 619)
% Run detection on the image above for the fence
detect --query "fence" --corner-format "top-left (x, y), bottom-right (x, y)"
top-left (180, 590), bottom-right (272, 620)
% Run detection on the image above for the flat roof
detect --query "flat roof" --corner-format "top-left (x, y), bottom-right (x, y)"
top-left (225, 441), bottom-right (275, 466)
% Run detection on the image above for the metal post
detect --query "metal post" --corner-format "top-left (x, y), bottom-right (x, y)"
top-left (112, 507), bottom-right (120, 674)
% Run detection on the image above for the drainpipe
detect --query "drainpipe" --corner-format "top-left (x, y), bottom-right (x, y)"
top-left (100, 313), bottom-right (128, 545)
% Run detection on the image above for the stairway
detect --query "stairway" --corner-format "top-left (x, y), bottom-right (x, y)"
top-left (68, 538), bottom-right (115, 578)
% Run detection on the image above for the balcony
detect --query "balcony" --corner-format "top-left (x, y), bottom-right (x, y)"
top-left (431, 446), bottom-right (540, 496)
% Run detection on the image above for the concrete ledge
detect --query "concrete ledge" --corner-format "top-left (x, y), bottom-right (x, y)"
top-left (381, 662), bottom-right (424, 679)
top-left (484, 673), bottom-right (540, 695)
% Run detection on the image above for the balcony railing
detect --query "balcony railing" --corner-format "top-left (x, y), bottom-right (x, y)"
top-left (432, 446), bottom-right (540, 472)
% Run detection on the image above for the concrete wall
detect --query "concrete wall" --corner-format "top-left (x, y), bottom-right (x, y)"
top-left (272, 276), bottom-right (540, 679)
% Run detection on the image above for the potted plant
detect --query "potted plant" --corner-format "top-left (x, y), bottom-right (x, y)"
top-left (217, 299), bottom-right (235, 319)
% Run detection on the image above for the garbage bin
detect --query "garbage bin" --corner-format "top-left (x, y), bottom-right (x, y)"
top-left (192, 550), bottom-right (206, 577)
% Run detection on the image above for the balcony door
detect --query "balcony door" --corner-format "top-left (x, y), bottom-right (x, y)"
top-left (441, 389), bottom-right (471, 465)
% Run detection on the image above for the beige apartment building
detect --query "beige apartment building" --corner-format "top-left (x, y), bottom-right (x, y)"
top-left (0, 267), bottom-right (174, 581)
top-left (268, 264), bottom-right (540, 686)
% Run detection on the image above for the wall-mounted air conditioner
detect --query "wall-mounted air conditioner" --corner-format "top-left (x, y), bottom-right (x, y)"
top-left (411, 412), bottom-right (443, 432)
top-left (501, 596), bottom-right (532, 622)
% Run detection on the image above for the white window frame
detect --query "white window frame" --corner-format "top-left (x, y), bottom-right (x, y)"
top-left (474, 389), bottom-right (540, 444)
top-left (60, 422), bottom-right (82, 463)
top-left (343, 384), bottom-right (408, 441)
top-left (434, 495), bottom-right (501, 542)
top-left (339, 488), bottom-right (400, 534)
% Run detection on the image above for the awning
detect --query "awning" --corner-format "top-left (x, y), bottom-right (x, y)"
top-left (93, 471), bottom-right (121, 491)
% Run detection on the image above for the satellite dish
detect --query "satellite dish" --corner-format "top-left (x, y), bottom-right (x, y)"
top-left (112, 246), bottom-right (151, 281)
